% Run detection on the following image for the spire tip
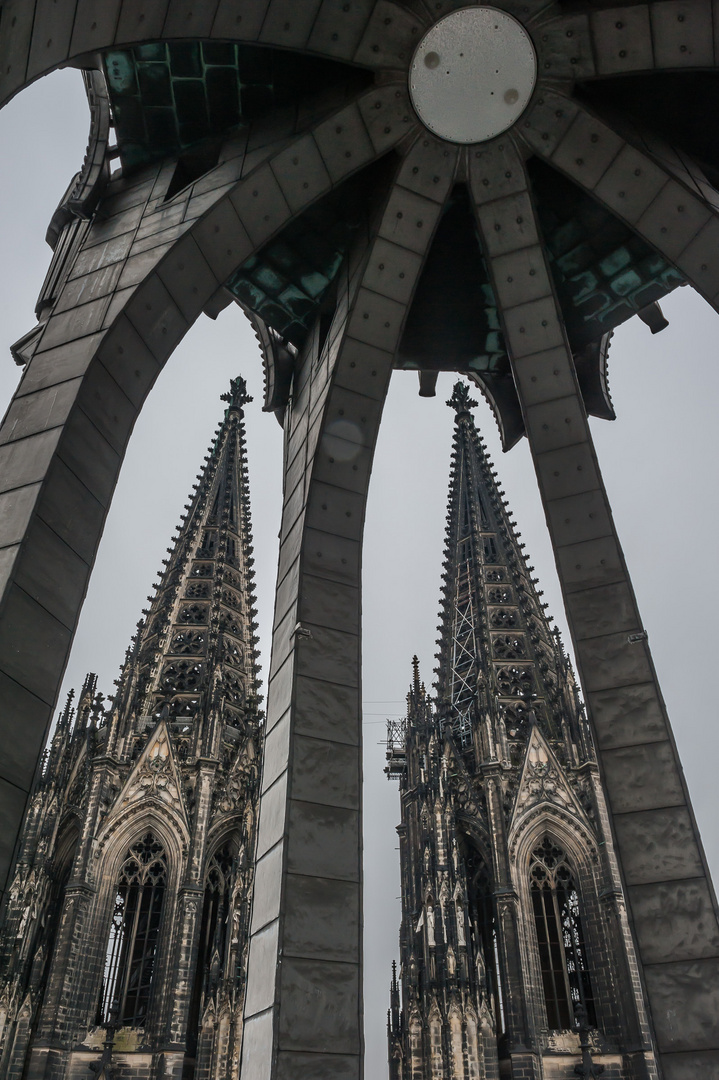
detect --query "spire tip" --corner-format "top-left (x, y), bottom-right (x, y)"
top-left (447, 381), bottom-right (478, 417)
top-left (221, 375), bottom-right (253, 412)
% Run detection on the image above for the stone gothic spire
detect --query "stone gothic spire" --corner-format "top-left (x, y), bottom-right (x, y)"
top-left (110, 374), bottom-right (261, 760)
top-left (435, 381), bottom-right (586, 767)
top-left (0, 378), bottom-right (264, 1080)
top-left (388, 384), bottom-right (659, 1080)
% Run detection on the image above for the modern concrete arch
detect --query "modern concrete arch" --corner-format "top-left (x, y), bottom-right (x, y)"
top-left (239, 133), bottom-right (460, 1078)
top-left (466, 136), bottom-right (719, 1070)
top-left (0, 76), bottom-right (412, 891)
top-left (2, 0), bottom-right (718, 124)
top-left (2, 1), bottom-right (719, 1076)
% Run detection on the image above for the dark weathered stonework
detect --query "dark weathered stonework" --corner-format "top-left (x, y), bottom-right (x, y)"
top-left (0, 2), bottom-right (718, 1076)
top-left (0, 383), bottom-right (262, 1080)
top-left (387, 385), bottom-right (658, 1079)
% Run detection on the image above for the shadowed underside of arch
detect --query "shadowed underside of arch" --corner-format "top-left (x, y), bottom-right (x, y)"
top-left (1, 1), bottom-right (719, 1076)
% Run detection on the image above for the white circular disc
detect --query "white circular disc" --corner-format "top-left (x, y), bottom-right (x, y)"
top-left (409, 7), bottom-right (537, 144)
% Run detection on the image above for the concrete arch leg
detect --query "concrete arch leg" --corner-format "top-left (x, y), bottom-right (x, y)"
top-left (240, 135), bottom-right (459, 1080)
top-left (468, 138), bottom-right (719, 1077)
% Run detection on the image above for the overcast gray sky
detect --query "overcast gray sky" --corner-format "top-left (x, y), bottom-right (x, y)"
top-left (1, 70), bottom-right (718, 1077)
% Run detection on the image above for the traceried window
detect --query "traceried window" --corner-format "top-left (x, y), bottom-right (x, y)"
top-left (98, 833), bottom-right (167, 1027)
top-left (187, 843), bottom-right (234, 1053)
top-left (530, 837), bottom-right (596, 1030)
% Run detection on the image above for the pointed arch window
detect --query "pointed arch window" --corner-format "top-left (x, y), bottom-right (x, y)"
top-left (466, 853), bottom-right (505, 1037)
top-left (99, 833), bottom-right (167, 1027)
top-left (530, 837), bottom-right (596, 1030)
top-left (187, 843), bottom-right (234, 1053)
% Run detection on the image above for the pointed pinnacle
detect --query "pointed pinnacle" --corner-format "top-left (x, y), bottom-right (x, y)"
top-left (412, 655), bottom-right (421, 695)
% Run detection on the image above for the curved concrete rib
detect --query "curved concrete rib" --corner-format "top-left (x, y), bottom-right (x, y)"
top-left (468, 136), bottom-right (719, 1077)
top-left (520, 91), bottom-right (719, 316)
top-left (0, 82), bottom-right (415, 900)
top-left (582, 0), bottom-right (719, 80)
top-left (0, 0), bottom-right (427, 110)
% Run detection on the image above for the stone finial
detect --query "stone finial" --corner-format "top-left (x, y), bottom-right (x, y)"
top-left (446, 381), bottom-right (478, 416)
top-left (221, 375), bottom-right (253, 412)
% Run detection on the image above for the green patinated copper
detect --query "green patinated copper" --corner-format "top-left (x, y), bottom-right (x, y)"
top-left (103, 42), bottom-right (362, 171)
top-left (531, 159), bottom-right (685, 350)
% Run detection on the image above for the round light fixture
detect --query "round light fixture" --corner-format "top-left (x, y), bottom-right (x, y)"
top-left (409, 7), bottom-right (538, 144)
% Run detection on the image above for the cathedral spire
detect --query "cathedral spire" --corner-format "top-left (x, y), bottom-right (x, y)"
top-left (0, 376), bottom-right (264, 1079)
top-left (435, 382), bottom-right (580, 765)
top-left (113, 377), bottom-right (261, 757)
top-left (387, 383), bottom-right (659, 1080)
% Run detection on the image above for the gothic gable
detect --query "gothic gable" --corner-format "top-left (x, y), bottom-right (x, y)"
top-left (509, 725), bottom-right (589, 836)
top-left (105, 720), bottom-right (188, 830)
